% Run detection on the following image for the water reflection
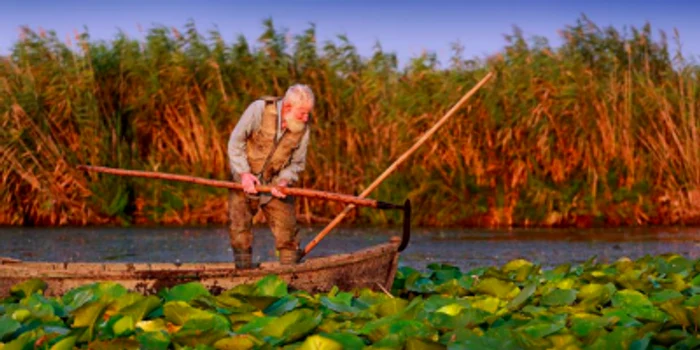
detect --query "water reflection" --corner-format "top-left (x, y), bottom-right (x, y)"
top-left (0, 225), bottom-right (698, 272)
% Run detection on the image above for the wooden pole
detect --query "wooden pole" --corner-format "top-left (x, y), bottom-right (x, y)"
top-left (77, 165), bottom-right (401, 209)
top-left (302, 72), bottom-right (495, 256)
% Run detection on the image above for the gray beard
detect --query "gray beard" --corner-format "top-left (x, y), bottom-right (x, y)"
top-left (285, 116), bottom-right (306, 133)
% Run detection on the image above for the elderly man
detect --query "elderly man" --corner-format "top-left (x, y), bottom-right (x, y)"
top-left (226, 84), bottom-right (314, 269)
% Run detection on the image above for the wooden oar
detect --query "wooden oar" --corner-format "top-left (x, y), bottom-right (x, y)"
top-left (76, 165), bottom-right (403, 209)
top-left (301, 72), bottom-right (495, 257)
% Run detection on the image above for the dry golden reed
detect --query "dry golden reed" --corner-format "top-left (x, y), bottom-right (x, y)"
top-left (1, 17), bottom-right (698, 228)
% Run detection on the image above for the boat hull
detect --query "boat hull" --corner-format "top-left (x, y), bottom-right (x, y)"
top-left (0, 238), bottom-right (402, 297)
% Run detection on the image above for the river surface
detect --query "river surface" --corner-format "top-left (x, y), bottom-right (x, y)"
top-left (1, 225), bottom-right (699, 272)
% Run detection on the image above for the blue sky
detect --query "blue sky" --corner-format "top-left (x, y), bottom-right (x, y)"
top-left (2, 0), bottom-right (699, 66)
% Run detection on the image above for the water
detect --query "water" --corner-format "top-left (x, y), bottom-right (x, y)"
top-left (1, 225), bottom-right (699, 272)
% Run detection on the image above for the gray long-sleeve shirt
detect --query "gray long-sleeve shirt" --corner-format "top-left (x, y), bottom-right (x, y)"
top-left (227, 99), bottom-right (310, 185)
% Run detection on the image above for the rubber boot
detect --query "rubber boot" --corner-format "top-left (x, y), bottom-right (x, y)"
top-left (233, 247), bottom-right (252, 269)
top-left (278, 248), bottom-right (301, 265)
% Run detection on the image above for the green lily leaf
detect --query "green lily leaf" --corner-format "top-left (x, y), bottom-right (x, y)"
top-left (502, 259), bottom-right (533, 273)
top-left (212, 334), bottom-right (262, 350)
top-left (375, 298), bottom-right (409, 318)
top-left (434, 279), bottom-right (469, 296)
top-left (423, 295), bottom-right (465, 314)
top-left (72, 300), bottom-right (111, 341)
top-left (516, 314), bottom-right (566, 339)
top-left (297, 334), bottom-right (344, 350)
top-left (569, 313), bottom-right (612, 337)
top-left (611, 290), bottom-right (668, 322)
top-left (371, 332), bottom-right (403, 348)
top-left (428, 263), bottom-right (463, 285)
top-left (520, 305), bottom-right (547, 317)
top-left (652, 329), bottom-right (690, 347)
top-left (545, 334), bottom-right (581, 349)
top-left (588, 327), bottom-right (638, 350)
top-left (405, 337), bottom-right (445, 350)
top-left (0, 315), bottom-right (21, 342)
top-left (405, 273), bottom-right (436, 294)
top-left (315, 332), bottom-right (367, 350)
top-left (172, 314), bottom-right (231, 347)
top-left (690, 274), bottom-right (700, 286)
top-left (85, 338), bottom-right (141, 350)
top-left (14, 294), bottom-right (61, 324)
top-left (474, 278), bottom-right (519, 299)
top-left (9, 279), bottom-right (47, 299)
top-left (507, 283), bottom-right (537, 311)
top-left (229, 295), bottom-right (279, 311)
top-left (355, 289), bottom-right (390, 308)
top-left (163, 301), bottom-right (218, 326)
top-left (649, 289), bottom-right (684, 303)
top-left (448, 328), bottom-right (521, 350)
top-left (23, 293), bottom-right (66, 319)
top-left (540, 289), bottom-right (578, 307)
top-left (470, 296), bottom-right (501, 314)
top-left (108, 292), bottom-right (144, 311)
top-left (615, 269), bottom-right (650, 291)
top-left (254, 275), bottom-right (288, 298)
top-left (457, 275), bottom-right (476, 290)
top-left (221, 276), bottom-right (287, 310)
top-left (112, 315), bottom-right (135, 336)
top-left (320, 292), bottom-right (359, 314)
top-left (213, 294), bottom-right (258, 314)
top-left (388, 319), bottom-right (435, 339)
top-left (683, 295), bottom-right (700, 307)
top-left (236, 316), bottom-right (276, 334)
top-left (457, 307), bottom-right (492, 328)
top-left (627, 306), bottom-right (668, 323)
top-left (136, 319), bottom-right (167, 333)
top-left (136, 330), bottom-right (170, 350)
top-left (62, 282), bottom-right (126, 313)
top-left (1, 329), bottom-right (39, 350)
top-left (435, 303), bottom-right (466, 316)
top-left (602, 309), bottom-right (644, 327)
top-left (259, 309), bottom-right (323, 344)
top-left (118, 295), bottom-right (161, 323)
top-left (159, 282), bottom-right (210, 302)
top-left (263, 295), bottom-right (300, 316)
top-left (657, 255), bottom-right (693, 275)
top-left (658, 301), bottom-right (691, 327)
top-left (50, 335), bottom-right (78, 350)
top-left (661, 273), bottom-right (690, 292)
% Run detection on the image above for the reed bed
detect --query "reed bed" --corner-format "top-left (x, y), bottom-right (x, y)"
top-left (1, 17), bottom-right (698, 228)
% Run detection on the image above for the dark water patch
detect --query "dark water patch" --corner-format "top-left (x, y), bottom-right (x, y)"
top-left (0, 225), bottom-right (698, 272)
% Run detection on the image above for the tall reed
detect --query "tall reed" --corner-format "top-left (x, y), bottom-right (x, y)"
top-left (2, 17), bottom-right (698, 227)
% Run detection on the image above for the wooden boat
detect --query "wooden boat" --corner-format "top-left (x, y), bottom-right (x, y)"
top-left (0, 237), bottom-right (404, 297)
top-left (0, 202), bottom-right (411, 297)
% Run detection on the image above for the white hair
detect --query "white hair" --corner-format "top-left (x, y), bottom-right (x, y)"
top-left (283, 84), bottom-right (315, 107)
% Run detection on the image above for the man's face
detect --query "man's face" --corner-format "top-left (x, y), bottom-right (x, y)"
top-left (285, 102), bottom-right (312, 123)
top-left (283, 101), bottom-right (313, 132)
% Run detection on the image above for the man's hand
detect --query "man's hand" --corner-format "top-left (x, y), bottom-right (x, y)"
top-left (271, 179), bottom-right (288, 198)
top-left (240, 173), bottom-right (260, 194)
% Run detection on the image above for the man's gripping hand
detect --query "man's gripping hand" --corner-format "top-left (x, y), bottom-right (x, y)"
top-left (271, 179), bottom-right (288, 198)
top-left (240, 173), bottom-right (260, 194)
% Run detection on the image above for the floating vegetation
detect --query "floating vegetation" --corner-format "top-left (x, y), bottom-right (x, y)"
top-left (1, 253), bottom-right (699, 349)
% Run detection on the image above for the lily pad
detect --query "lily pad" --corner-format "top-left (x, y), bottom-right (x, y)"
top-left (160, 282), bottom-right (210, 302)
top-left (9, 279), bottom-right (47, 299)
top-left (473, 278), bottom-right (520, 299)
top-left (137, 330), bottom-right (170, 350)
top-left (259, 309), bottom-right (323, 344)
top-left (0, 316), bottom-right (21, 342)
top-left (540, 289), bottom-right (578, 307)
top-left (507, 283), bottom-right (537, 311)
